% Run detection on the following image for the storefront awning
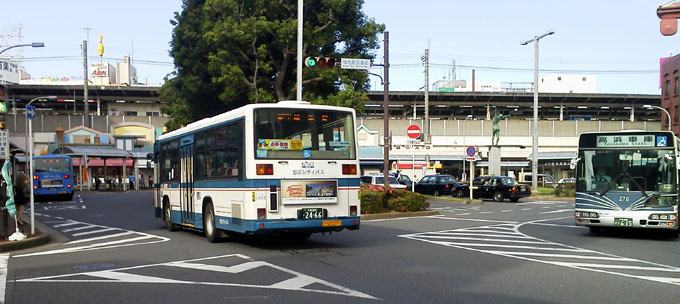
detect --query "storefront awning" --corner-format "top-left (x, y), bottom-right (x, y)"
top-left (72, 158), bottom-right (135, 167)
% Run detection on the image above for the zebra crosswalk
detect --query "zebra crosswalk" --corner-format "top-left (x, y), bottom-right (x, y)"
top-left (399, 223), bottom-right (680, 286)
top-left (13, 214), bottom-right (169, 258)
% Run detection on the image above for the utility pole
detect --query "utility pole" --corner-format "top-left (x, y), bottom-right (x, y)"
top-left (82, 40), bottom-right (89, 127)
top-left (382, 31), bottom-right (390, 188)
top-left (423, 49), bottom-right (430, 143)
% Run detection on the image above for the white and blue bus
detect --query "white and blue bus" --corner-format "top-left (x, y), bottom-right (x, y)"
top-left (153, 101), bottom-right (361, 242)
top-left (33, 154), bottom-right (75, 201)
top-left (574, 130), bottom-right (679, 237)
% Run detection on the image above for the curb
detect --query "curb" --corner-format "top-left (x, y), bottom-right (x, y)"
top-left (0, 231), bottom-right (49, 253)
top-left (361, 210), bottom-right (439, 221)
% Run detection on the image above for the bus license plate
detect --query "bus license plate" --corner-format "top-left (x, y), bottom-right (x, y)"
top-left (614, 218), bottom-right (633, 227)
top-left (300, 208), bottom-right (323, 219)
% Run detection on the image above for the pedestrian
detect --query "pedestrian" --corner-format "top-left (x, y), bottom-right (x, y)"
top-left (129, 173), bottom-right (135, 190)
top-left (148, 175), bottom-right (153, 189)
top-left (139, 174), bottom-right (146, 189)
top-left (95, 175), bottom-right (101, 190)
top-left (14, 172), bottom-right (28, 232)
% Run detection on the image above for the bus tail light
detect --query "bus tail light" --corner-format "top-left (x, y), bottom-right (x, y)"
top-left (33, 185), bottom-right (38, 190)
top-left (33, 175), bottom-right (39, 180)
top-left (342, 164), bottom-right (357, 175)
top-left (257, 208), bottom-right (266, 220)
top-left (64, 174), bottom-right (70, 179)
top-left (350, 205), bottom-right (358, 216)
top-left (67, 184), bottom-right (71, 189)
top-left (256, 164), bottom-right (273, 175)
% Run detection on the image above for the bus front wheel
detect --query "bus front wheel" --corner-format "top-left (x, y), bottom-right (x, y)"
top-left (164, 202), bottom-right (178, 231)
top-left (204, 202), bottom-right (220, 243)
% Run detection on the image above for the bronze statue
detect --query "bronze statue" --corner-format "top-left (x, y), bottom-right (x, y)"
top-left (492, 113), bottom-right (509, 146)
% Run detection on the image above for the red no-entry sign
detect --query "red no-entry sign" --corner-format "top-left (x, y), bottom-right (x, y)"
top-left (407, 124), bottom-right (421, 139)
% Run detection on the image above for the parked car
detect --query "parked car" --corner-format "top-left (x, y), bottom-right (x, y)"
top-left (557, 177), bottom-right (576, 184)
top-left (518, 173), bottom-right (556, 188)
top-left (414, 174), bottom-right (469, 197)
top-left (360, 175), bottom-right (407, 189)
top-left (472, 176), bottom-right (531, 202)
top-left (390, 173), bottom-right (414, 189)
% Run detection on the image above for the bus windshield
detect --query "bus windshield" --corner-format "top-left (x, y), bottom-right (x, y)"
top-left (576, 149), bottom-right (677, 193)
top-left (34, 157), bottom-right (71, 172)
top-left (254, 108), bottom-right (356, 159)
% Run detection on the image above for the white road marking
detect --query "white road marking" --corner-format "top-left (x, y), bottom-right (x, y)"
top-left (430, 217), bottom-right (517, 224)
top-left (480, 211), bottom-right (493, 214)
top-left (0, 254), bottom-right (8, 304)
top-left (457, 213), bottom-right (470, 216)
top-left (521, 208), bottom-right (532, 211)
top-left (363, 215), bottom-right (444, 222)
top-left (72, 227), bottom-right (118, 237)
top-left (16, 254), bottom-right (378, 300)
top-left (501, 210), bottom-right (513, 213)
top-left (539, 209), bottom-right (573, 214)
top-left (13, 215), bottom-right (170, 258)
top-left (400, 218), bottom-right (680, 286)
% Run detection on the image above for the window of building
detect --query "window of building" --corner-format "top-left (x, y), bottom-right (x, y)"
top-left (675, 77), bottom-right (679, 95)
top-left (666, 80), bottom-right (671, 96)
top-left (557, 77), bottom-right (562, 81)
top-left (146, 112), bottom-right (160, 117)
top-left (123, 111), bottom-right (137, 116)
top-left (582, 77), bottom-right (586, 81)
top-left (675, 106), bottom-right (679, 123)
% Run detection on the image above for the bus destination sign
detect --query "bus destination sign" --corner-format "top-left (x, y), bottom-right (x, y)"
top-left (595, 135), bottom-right (667, 148)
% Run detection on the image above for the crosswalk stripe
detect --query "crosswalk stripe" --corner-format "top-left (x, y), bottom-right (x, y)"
top-left (67, 232), bottom-right (135, 244)
top-left (72, 227), bottom-right (119, 237)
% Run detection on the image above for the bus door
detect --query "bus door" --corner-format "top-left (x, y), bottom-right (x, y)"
top-left (179, 138), bottom-right (195, 226)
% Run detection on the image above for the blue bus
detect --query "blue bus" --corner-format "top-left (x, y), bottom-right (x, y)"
top-left (33, 154), bottom-right (75, 201)
top-left (153, 101), bottom-right (361, 242)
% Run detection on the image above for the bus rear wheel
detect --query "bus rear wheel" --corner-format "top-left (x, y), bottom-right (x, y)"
top-left (204, 202), bottom-right (220, 243)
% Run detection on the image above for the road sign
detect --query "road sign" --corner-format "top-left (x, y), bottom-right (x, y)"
top-left (26, 105), bottom-right (36, 120)
top-left (466, 146), bottom-right (476, 161)
top-left (340, 58), bottom-right (371, 69)
top-left (407, 124), bottom-right (421, 139)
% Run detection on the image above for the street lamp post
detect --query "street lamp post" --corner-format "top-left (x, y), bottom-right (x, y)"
top-left (27, 95), bottom-right (57, 235)
top-left (521, 30), bottom-right (555, 193)
top-left (0, 42), bottom-right (45, 55)
top-left (643, 105), bottom-right (672, 131)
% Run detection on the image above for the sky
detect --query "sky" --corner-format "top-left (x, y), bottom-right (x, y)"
top-left (1, 1), bottom-right (676, 95)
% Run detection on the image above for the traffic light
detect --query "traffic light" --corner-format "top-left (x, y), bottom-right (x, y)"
top-left (304, 57), bottom-right (336, 69)
top-left (0, 85), bottom-right (7, 130)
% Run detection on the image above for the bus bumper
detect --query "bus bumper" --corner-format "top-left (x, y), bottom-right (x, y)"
top-left (575, 209), bottom-right (679, 230)
top-left (235, 217), bottom-right (361, 235)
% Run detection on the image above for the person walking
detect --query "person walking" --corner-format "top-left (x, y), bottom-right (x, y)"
top-left (129, 174), bottom-right (135, 190)
top-left (13, 172), bottom-right (28, 232)
top-left (95, 175), bottom-right (101, 191)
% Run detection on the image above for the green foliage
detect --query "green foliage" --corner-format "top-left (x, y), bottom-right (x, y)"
top-left (555, 183), bottom-right (576, 197)
top-left (360, 185), bottom-right (429, 214)
top-left (387, 189), bottom-right (429, 212)
top-left (536, 187), bottom-right (556, 196)
top-left (160, 0), bottom-right (384, 130)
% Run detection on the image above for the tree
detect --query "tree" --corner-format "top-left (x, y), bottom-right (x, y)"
top-left (160, 0), bottom-right (385, 130)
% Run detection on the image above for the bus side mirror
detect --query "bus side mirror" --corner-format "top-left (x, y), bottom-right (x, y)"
top-left (570, 158), bottom-right (580, 170)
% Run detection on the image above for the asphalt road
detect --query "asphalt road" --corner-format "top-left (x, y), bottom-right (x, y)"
top-left (3, 192), bottom-right (679, 303)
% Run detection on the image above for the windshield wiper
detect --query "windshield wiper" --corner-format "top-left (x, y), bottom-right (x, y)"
top-left (599, 172), bottom-right (646, 197)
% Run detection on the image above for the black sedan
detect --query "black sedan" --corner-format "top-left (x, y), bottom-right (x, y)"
top-left (414, 174), bottom-right (469, 197)
top-left (472, 176), bottom-right (531, 202)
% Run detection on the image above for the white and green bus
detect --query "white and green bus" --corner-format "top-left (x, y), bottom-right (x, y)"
top-left (153, 101), bottom-right (361, 242)
top-left (574, 130), bottom-right (679, 237)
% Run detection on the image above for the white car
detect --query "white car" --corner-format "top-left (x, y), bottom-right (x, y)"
top-left (360, 175), bottom-right (407, 189)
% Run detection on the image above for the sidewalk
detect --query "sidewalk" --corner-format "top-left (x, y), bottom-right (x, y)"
top-left (0, 211), bottom-right (50, 253)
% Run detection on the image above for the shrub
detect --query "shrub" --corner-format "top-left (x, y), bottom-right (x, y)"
top-left (360, 184), bottom-right (428, 214)
top-left (555, 183), bottom-right (576, 197)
